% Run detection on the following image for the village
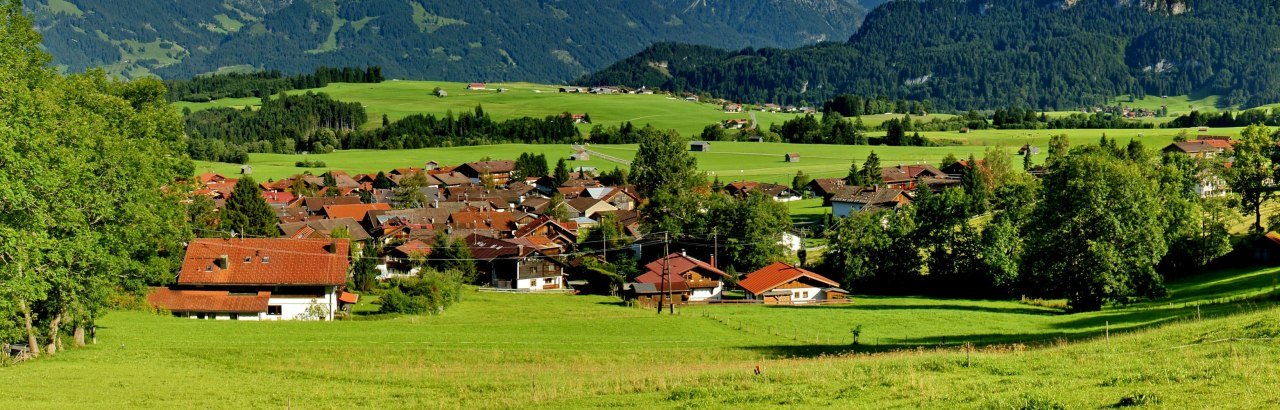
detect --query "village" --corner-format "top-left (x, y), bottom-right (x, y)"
top-left (147, 133), bottom-right (1239, 321)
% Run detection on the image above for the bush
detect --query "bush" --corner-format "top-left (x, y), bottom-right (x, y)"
top-left (375, 269), bottom-right (466, 315)
top-left (295, 159), bottom-right (327, 168)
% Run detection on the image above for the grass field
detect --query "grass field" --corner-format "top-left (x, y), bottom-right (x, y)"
top-left (3, 266), bottom-right (1279, 407)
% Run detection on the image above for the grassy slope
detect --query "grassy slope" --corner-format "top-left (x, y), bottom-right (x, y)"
top-left (2, 267), bottom-right (1278, 407)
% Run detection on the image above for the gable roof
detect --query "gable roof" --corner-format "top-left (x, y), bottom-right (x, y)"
top-left (738, 262), bottom-right (840, 296)
top-left (302, 196), bottom-right (362, 214)
top-left (278, 218), bottom-right (372, 241)
top-left (457, 160), bottom-right (516, 176)
top-left (147, 288), bottom-right (270, 313)
top-left (643, 253), bottom-right (728, 279)
top-left (322, 203), bottom-right (391, 221)
top-left (449, 210), bottom-right (517, 231)
top-left (177, 238), bottom-right (349, 286)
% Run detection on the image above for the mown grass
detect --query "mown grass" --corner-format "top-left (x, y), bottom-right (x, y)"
top-left (3, 266), bottom-right (1279, 407)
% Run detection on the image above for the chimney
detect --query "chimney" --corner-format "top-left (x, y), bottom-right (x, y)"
top-left (432, 199), bottom-right (439, 208)
top-left (216, 254), bottom-right (229, 269)
top-left (517, 244), bottom-right (525, 256)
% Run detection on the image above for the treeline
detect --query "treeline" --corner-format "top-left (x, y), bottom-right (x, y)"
top-left (165, 66), bottom-right (384, 102)
top-left (347, 107), bottom-right (581, 150)
top-left (186, 96), bottom-right (583, 162)
top-left (990, 107), bottom-right (1155, 130)
top-left (822, 95), bottom-right (934, 117)
top-left (582, 0), bottom-right (1280, 110)
top-left (185, 92), bottom-right (367, 162)
top-left (821, 136), bottom-right (1234, 311)
top-left (1166, 109), bottom-right (1280, 128)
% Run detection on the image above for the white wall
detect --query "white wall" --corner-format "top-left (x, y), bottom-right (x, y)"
top-left (688, 284), bottom-right (722, 302)
top-left (263, 286), bottom-right (338, 321)
top-left (787, 286), bottom-right (824, 304)
top-left (515, 275), bottom-right (562, 290)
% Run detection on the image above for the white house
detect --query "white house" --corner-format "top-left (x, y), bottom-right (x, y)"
top-left (149, 238), bottom-right (353, 321)
top-left (738, 262), bottom-right (848, 305)
top-left (638, 253), bottom-right (729, 302)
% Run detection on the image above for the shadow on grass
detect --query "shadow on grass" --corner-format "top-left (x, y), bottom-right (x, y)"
top-left (762, 296), bottom-right (1062, 316)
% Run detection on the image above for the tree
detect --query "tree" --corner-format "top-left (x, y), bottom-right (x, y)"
top-left (514, 152), bottom-right (549, 180)
top-left (545, 193), bottom-right (569, 221)
top-left (221, 177), bottom-right (276, 237)
top-left (700, 124), bottom-right (727, 142)
top-left (351, 251), bottom-right (378, 292)
top-left (1022, 149), bottom-right (1167, 311)
top-left (425, 233), bottom-right (478, 283)
top-left (630, 126), bottom-right (703, 199)
top-left (979, 214), bottom-right (1022, 296)
top-left (1047, 134), bottom-right (1069, 168)
top-left (1223, 124), bottom-right (1276, 233)
top-left (391, 172), bottom-right (431, 209)
top-left (941, 153), bottom-right (960, 169)
top-left (706, 192), bottom-right (792, 272)
top-left (844, 160), bottom-right (865, 186)
top-left (553, 157), bottom-right (571, 186)
top-left (1023, 149), bottom-right (1033, 172)
top-left (862, 152), bottom-right (882, 186)
top-left (791, 170), bottom-right (811, 193)
top-left (372, 171), bottom-right (392, 189)
top-left (960, 155), bottom-right (990, 213)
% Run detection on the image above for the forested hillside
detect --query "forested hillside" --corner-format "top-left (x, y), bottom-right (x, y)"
top-left (25, 0), bottom-right (870, 82)
top-left (582, 0), bottom-right (1280, 110)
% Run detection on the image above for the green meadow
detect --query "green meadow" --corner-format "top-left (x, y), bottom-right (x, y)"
top-left (3, 266), bottom-right (1279, 408)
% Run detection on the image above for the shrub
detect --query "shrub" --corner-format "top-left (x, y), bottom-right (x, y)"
top-left (376, 269), bottom-right (466, 315)
top-left (295, 159), bottom-right (327, 168)
top-left (377, 287), bottom-right (425, 314)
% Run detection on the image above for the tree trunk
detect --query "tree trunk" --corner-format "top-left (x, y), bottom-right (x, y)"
top-left (73, 326), bottom-right (86, 347)
top-left (1256, 205), bottom-right (1263, 233)
top-left (45, 312), bottom-right (62, 356)
top-left (18, 300), bottom-right (39, 359)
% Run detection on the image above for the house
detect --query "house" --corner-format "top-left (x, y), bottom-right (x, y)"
top-left (300, 196), bottom-right (363, 215)
top-left (881, 164), bottom-right (948, 189)
top-left (513, 215), bottom-right (579, 248)
top-left (941, 159), bottom-right (983, 178)
top-left (725, 181), bottom-right (801, 202)
top-left (466, 83), bottom-right (486, 90)
top-left (278, 218), bottom-right (372, 241)
top-left (739, 262), bottom-right (848, 305)
top-left (565, 197), bottom-right (618, 219)
top-left (1162, 138), bottom-right (1234, 159)
top-left (784, 153), bottom-right (801, 163)
top-left (636, 253), bottom-right (729, 302)
top-left (559, 86), bottom-right (585, 93)
top-left (807, 178), bottom-right (847, 204)
top-left (624, 280), bottom-right (690, 308)
top-left (831, 186), bottom-right (910, 217)
top-left (690, 141), bottom-right (711, 152)
top-left (747, 136), bottom-right (764, 143)
top-left (455, 160), bottom-right (516, 185)
top-left (465, 234), bottom-right (567, 290)
top-left (424, 161), bottom-right (440, 170)
top-left (322, 203), bottom-right (391, 222)
top-left (569, 149), bottom-right (591, 161)
top-left (722, 118), bottom-right (750, 129)
top-left (147, 238), bottom-right (350, 321)
top-left (724, 104), bottom-right (743, 113)
top-left (761, 103), bottom-right (781, 112)
top-left (562, 113), bottom-right (589, 124)
top-left (1018, 144), bottom-right (1041, 156)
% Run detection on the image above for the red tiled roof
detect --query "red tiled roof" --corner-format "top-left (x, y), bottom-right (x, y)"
top-left (178, 238), bottom-right (349, 286)
top-left (262, 191), bottom-right (296, 205)
top-left (450, 210), bottom-right (516, 231)
top-left (147, 288), bottom-right (270, 313)
top-left (395, 239), bottom-right (432, 257)
top-left (632, 271), bottom-right (691, 293)
top-left (323, 203), bottom-right (391, 221)
top-left (738, 262), bottom-right (840, 296)
top-left (339, 292), bottom-right (360, 304)
top-left (643, 253), bottom-right (728, 279)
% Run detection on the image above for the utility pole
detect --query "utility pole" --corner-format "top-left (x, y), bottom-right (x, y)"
top-left (602, 222), bottom-right (607, 261)
top-left (664, 232), bottom-right (674, 314)
top-left (712, 228), bottom-right (718, 270)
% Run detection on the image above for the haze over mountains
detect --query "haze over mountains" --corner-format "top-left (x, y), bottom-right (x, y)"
top-left (27, 0), bottom-right (873, 82)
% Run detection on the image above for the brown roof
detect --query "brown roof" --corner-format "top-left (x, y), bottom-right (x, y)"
top-left (449, 210), bottom-right (517, 231)
top-left (178, 238), bottom-right (349, 286)
top-left (832, 187), bottom-right (909, 212)
top-left (881, 164), bottom-right (946, 184)
top-left (302, 196), bottom-right (362, 214)
top-left (738, 262), bottom-right (840, 296)
top-left (147, 288), bottom-right (270, 313)
top-left (278, 218), bottom-right (372, 241)
top-left (643, 253), bottom-right (728, 279)
top-left (459, 160), bottom-right (516, 176)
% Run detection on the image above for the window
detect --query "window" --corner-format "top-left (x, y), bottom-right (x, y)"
top-left (196, 313), bottom-right (205, 319)
top-left (262, 256), bottom-right (270, 264)
top-left (244, 257), bottom-right (251, 263)
top-left (267, 305), bottom-right (282, 316)
top-left (229, 313), bottom-right (239, 320)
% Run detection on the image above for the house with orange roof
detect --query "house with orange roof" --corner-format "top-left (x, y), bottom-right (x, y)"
top-left (147, 238), bottom-right (352, 321)
top-left (637, 253), bottom-right (730, 302)
top-left (322, 203), bottom-right (391, 221)
top-left (738, 262), bottom-right (848, 305)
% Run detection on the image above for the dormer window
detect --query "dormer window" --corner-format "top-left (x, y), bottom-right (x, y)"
top-left (262, 256), bottom-right (270, 264)
top-left (244, 257), bottom-right (252, 263)
top-left (205, 265), bottom-right (212, 272)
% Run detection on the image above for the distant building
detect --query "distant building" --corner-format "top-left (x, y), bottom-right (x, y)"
top-left (690, 141), bottom-right (711, 152)
top-left (466, 83), bottom-right (487, 90)
top-left (784, 153), bottom-right (801, 163)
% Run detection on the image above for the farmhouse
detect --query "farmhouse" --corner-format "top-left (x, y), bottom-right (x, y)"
top-left (637, 253), bottom-right (729, 302)
top-left (722, 118), bottom-right (750, 129)
top-left (690, 141), bottom-right (711, 152)
top-left (724, 103), bottom-right (743, 113)
top-left (831, 186), bottom-right (910, 217)
top-left (880, 164), bottom-right (947, 189)
top-left (1163, 138), bottom-right (1234, 159)
top-left (148, 238), bottom-right (351, 321)
top-left (466, 234), bottom-right (567, 290)
top-left (784, 153), bottom-right (800, 163)
top-left (455, 160), bottom-right (516, 185)
top-left (725, 181), bottom-right (801, 202)
top-left (739, 262), bottom-right (848, 305)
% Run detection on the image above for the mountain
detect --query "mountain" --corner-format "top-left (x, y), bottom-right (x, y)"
top-left (25, 0), bottom-right (871, 82)
top-left (581, 0), bottom-right (1280, 111)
